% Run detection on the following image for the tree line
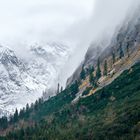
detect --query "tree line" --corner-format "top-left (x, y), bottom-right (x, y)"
top-left (80, 41), bottom-right (130, 88)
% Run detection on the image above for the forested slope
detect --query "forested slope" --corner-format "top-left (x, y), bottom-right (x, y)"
top-left (0, 62), bottom-right (140, 140)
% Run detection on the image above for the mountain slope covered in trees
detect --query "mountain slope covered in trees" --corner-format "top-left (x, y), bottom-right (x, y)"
top-left (0, 61), bottom-right (140, 140)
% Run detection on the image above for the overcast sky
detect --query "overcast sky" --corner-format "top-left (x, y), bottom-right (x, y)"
top-left (0, 0), bottom-right (139, 87)
top-left (0, 0), bottom-right (95, 46)
top-left (0, 0), bottom-right (137, 49)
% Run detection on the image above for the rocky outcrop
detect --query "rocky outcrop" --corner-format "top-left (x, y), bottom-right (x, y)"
top-left (67, 6), bottom-right (140, 87)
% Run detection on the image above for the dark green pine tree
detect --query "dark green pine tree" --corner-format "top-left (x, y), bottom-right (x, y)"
top-left (34, 100), bottom-right (39, 111)
top-left (119, 45), bottom-right (124, 59)
top-left (25, 103), bottom-right (30, 118)
top-left (126, 44), bottom-right (130, 58)
top-left (112, 51), bottom-right (116, 64)
top-left (57, 83), bottom-right (60, 94)
top-left (126, 37), bottom-right (130, 58)
top-left (60, 86), bottom-right (63, 92)
top-left (18, 128), bottom-right (25, 138)
top-left (89, 66), bottom-right (94, 75)
top-left (13, 108), bottom-right (18, 122)
top-left (26, 103), bottom-right (29, 112)
top-left (96, 58), bottom-right (101, 79)
top-left (19, 107), bottom-right (26, 119)
top-left (71, 80), bottom-right (79, 94)
top-left (103, 60), bottom-right (108, 76)
top-left (89, 72), bottom-right (95, 86)
top-left (0, 116), bottom-right (8, 129)
top-left (80, 66), bottom-right (86, 80)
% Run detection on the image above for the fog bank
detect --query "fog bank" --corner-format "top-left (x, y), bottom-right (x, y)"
top-left (59, 0), bottom-right (140, 86)
top-left (0, 0), bottom-right (140, 87)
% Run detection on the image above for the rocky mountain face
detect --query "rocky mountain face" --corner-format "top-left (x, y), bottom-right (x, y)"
top-left (27, 42), bottom-right (72, 89)
top-left (66, 46), bottom-right (104, 86)
top-left (0, 42), bottom-right (72, 117)
top-left (67, 6), bottom-right (140, 86)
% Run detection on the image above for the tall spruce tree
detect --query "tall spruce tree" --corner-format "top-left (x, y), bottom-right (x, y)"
top-left (126, 43), bottom-right (130, 57)
top-left (57, 83), bottom-right (60, 94)
top-left (96, 58), bottom-right (101, 79)
top-left (119, 45), bottom-right (124, 59)
top-left (26, 103), bottom-right (29, 112)
top-left (13, 108), bottom-right (18, 122)
top-left (71, 80), bottom-right (79, 94)
top-left (89, 72), bottom-right (95, 86)
top-left (89, 66), bottom-right (94, 75)
top-left (112, 51), bottom-right (116, 64)
top-left (103, 60), bottom-right (108, 76)
top-left (0, 116), bottom-right (8, 129)
top-left (80, 66), bottom-right (86, 80)
top-left (126, 37), bottom-right (130, 57)
top-left (60, 86), bottom-right (63, 93)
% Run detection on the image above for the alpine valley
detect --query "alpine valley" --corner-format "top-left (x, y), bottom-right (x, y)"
top-left (0, 1), bottom-right (140, 140)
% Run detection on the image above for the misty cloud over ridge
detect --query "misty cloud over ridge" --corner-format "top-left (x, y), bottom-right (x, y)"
top-left (0, 0), bottom-right (94, 46)
top-left (0, 0), bottom-right (138, 50)
top-left (59, 0), bottom-right (140, 86)
top-left (0, 0), bottom-right (140, 87)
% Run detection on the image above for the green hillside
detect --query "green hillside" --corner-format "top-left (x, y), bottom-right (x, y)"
top-left (1, 62), bottom-right (140, 140)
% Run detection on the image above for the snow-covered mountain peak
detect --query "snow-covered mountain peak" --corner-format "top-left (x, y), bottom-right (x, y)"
top-left (30, 42), bottom-right (71, 62)
top-left (1, 47), bottom-right (21, 68)
top-left (0, 45), bottom-right (47, 117)
top-left (0, 41), bottom-right (73, 117)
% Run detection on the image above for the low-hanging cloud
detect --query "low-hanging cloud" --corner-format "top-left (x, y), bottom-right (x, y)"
top-left (59, 0), bottom-right (140, 86)
top-left (0, 0), bottom-right (94, 48)
top-left (0, 0), bottom-right (140, 87)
